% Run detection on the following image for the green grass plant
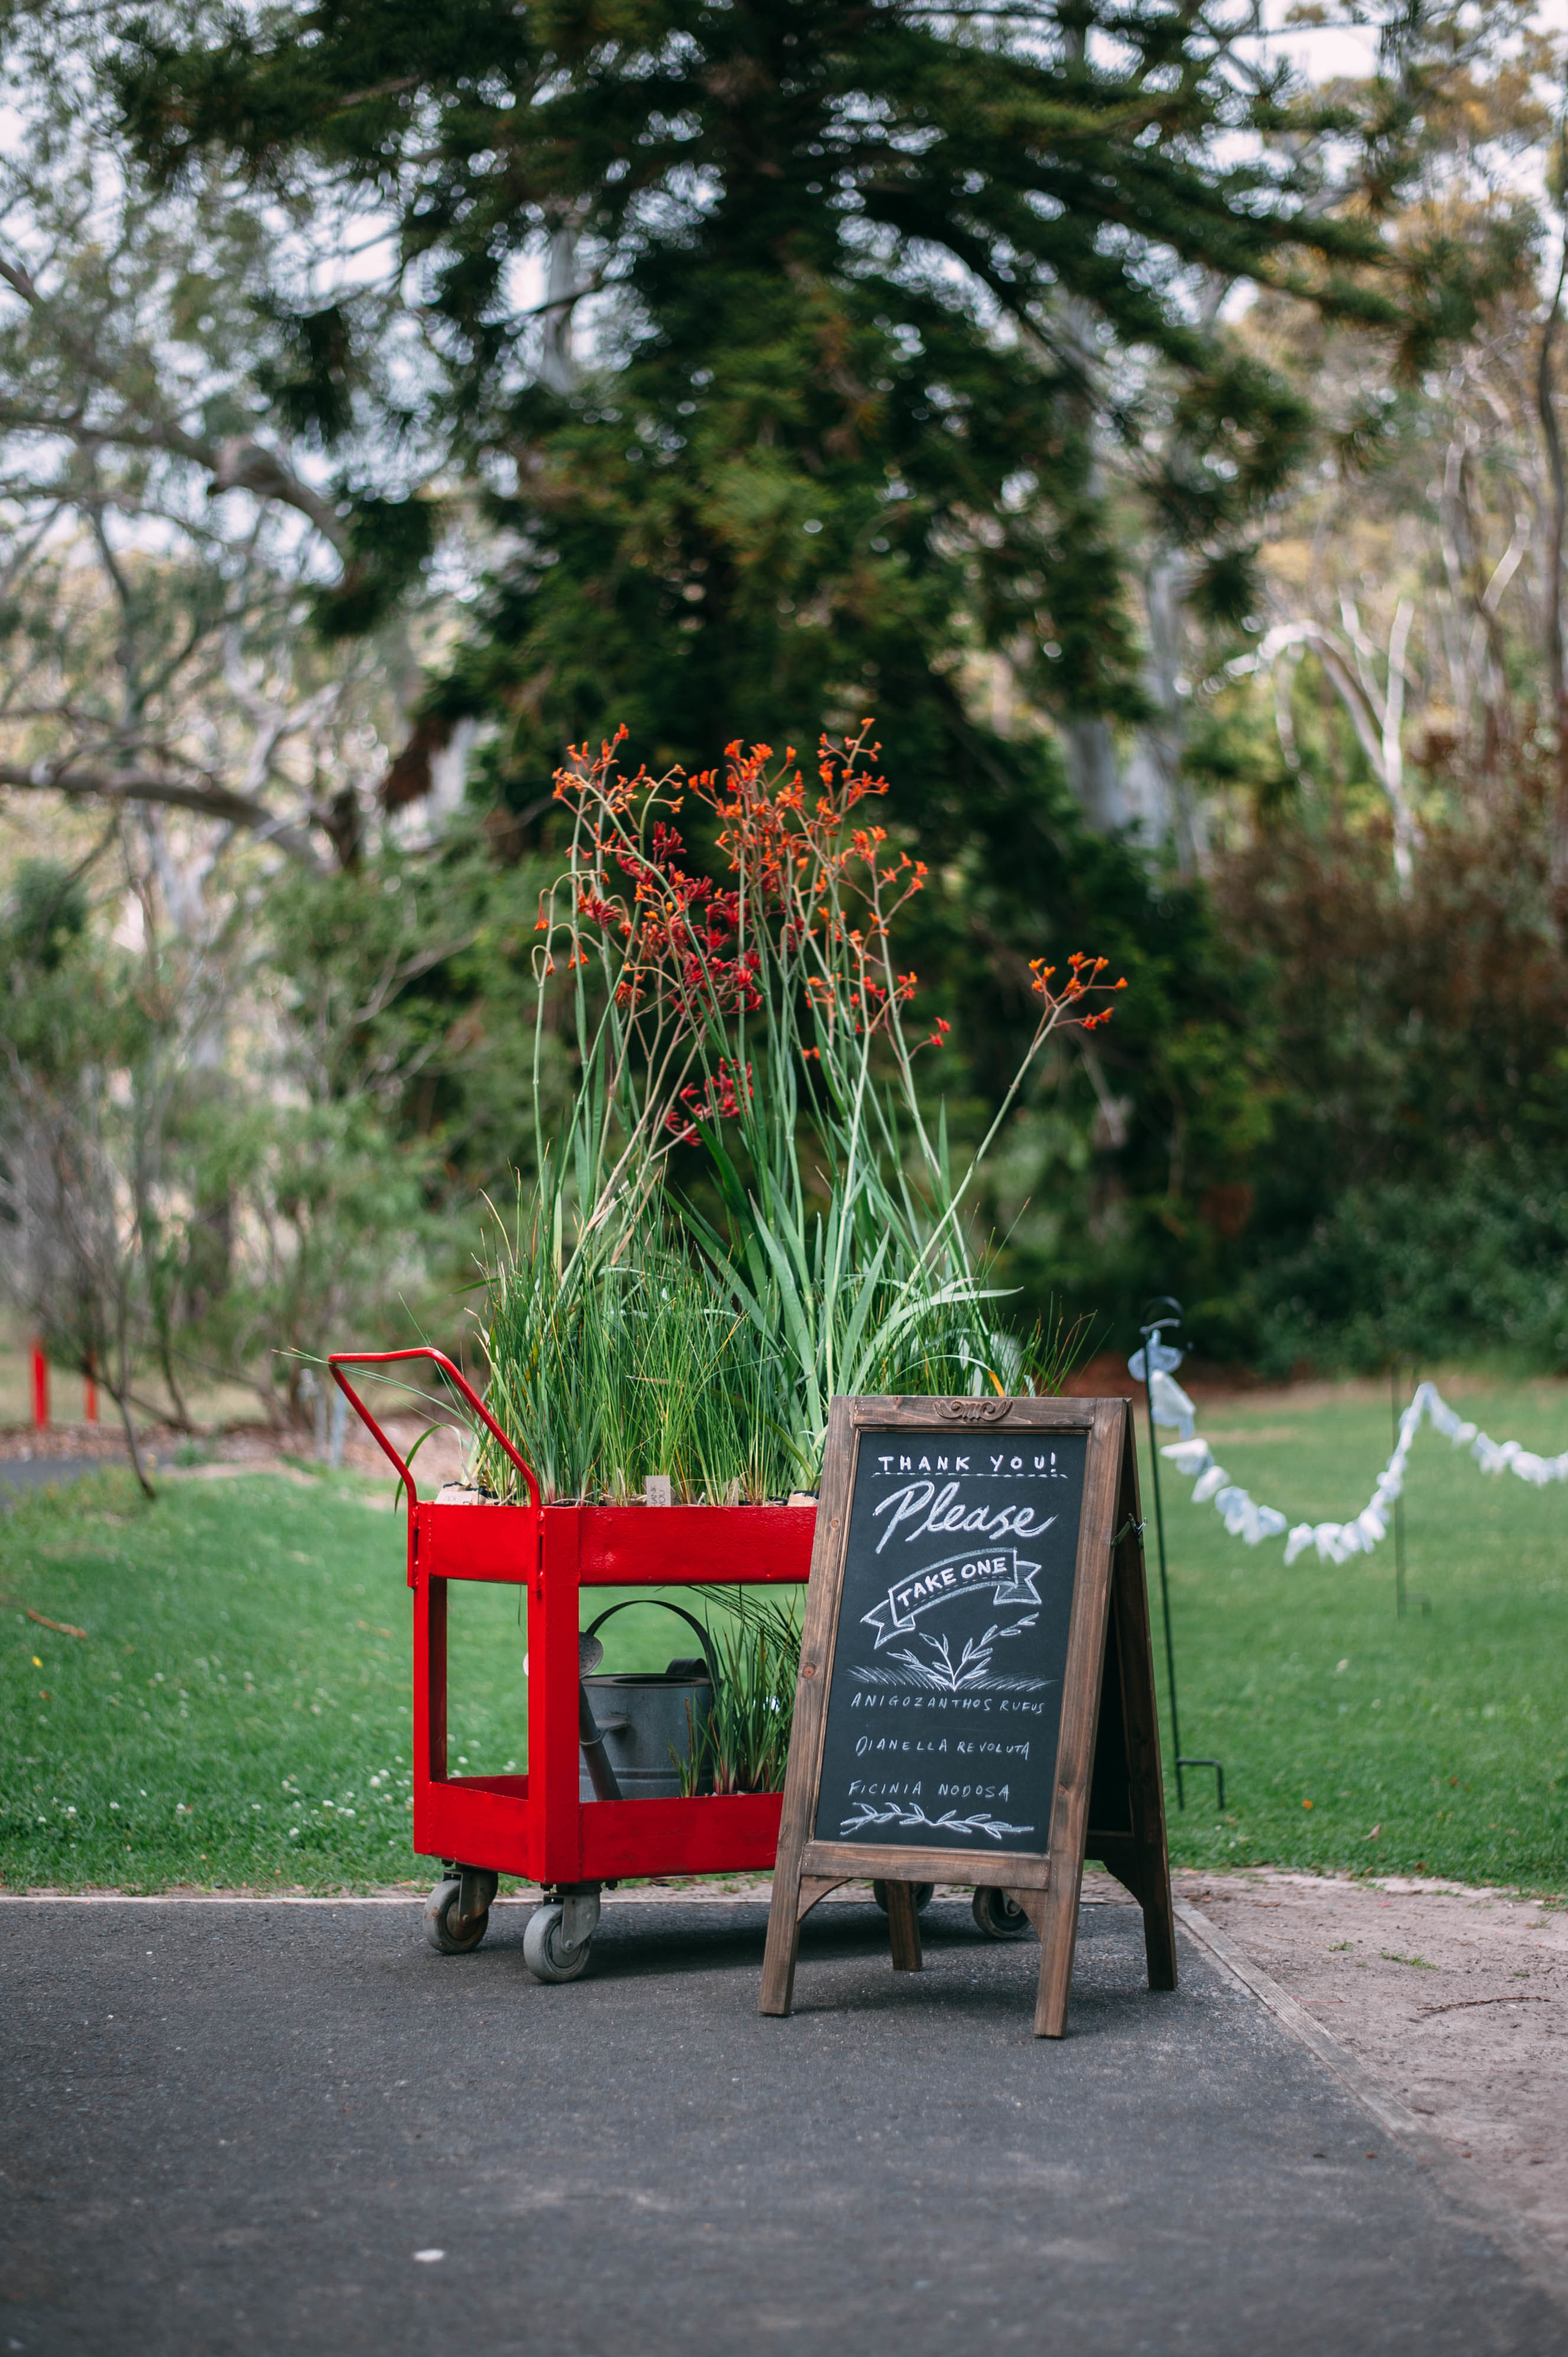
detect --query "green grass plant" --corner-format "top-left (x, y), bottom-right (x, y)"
top-left (477, 1215), bottom-right (807, 1503)
top-left (476, 1197), bottom-right (1081, 1504)
top-left (683, 1587), bottom-right (803, 1794)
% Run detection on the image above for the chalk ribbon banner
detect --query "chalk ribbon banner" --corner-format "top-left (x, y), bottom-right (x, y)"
top-left (861, 1547), bottom-right (1045, 1645)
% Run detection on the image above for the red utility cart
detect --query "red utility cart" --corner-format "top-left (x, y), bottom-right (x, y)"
top-left (330, 1348), bottom-right (816, 1980)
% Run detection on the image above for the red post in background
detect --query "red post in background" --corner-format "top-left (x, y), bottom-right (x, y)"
top-left (83, 1351), bottom-right (99, 1426)
top-left (31, 1341), bottom-right (49, 1431)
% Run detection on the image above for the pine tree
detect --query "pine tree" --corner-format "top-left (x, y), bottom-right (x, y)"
top-left (109, 0), bottom-right (1481, 826)
top-left (96, 0), bottom-right (1511, 1339)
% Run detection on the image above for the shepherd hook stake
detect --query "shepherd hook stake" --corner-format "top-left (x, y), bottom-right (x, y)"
top-left (1137, 1299), bottom-right (1225, 1815)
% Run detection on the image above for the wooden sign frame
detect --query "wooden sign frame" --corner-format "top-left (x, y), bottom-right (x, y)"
top-left (760, 1395), bottom-right (1176, 2037)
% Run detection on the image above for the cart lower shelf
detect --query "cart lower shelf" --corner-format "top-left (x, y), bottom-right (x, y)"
top-left (417, 1776), bottom-right (784, 1878)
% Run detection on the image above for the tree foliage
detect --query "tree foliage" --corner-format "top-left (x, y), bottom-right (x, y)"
top-left (2, 0), bottom-right (1561, 1401)
top-left (102, 0), bottom-right (1494, 795)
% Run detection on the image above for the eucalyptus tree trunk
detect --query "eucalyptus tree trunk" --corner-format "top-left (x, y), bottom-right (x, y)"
top-left (1121, 547), bottom-right (1206, 874)
top-left (1059, 546), bottom-right (1203, 873)
top-left (1538, 225), bottom-right (1568, 888)
top-left (540, 214), bottom-right (583, 395)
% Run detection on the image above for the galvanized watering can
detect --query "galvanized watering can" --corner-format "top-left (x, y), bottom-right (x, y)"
top-left (577, 1599), bottom-right (718, 1802)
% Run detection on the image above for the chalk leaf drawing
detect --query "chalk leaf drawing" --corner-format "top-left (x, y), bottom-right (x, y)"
top-left (851, 1614), bottom-right (1050, 1695)
top-left (838, 1800), bottom-right (1032, 1842)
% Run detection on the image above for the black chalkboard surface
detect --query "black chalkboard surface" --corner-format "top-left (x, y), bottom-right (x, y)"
top-left (811, 1427), bottom-right (1087, 1856)
top-left (761, 1395), bottom-right (1176, 2038)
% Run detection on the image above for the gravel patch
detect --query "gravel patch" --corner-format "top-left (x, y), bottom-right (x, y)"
top-left (1177, 1869), bottom-right (1568, 2263)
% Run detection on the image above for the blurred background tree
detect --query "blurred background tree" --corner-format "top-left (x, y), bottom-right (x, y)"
top-left (1, 0), bottom-right (1566, 1417)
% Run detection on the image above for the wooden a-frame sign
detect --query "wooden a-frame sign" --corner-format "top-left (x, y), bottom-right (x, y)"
top-left (760, 1395), bottom-right (1176, 2036)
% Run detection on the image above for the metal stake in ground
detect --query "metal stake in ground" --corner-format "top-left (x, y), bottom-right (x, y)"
top-left (1136, 1299), bottom-right (1225, 1814)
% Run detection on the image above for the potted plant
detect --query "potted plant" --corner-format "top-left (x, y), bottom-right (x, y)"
top-left (335, 725), bottom-right (1120, 1978)
top-left (477, 722), bottom-right (1118, 1504)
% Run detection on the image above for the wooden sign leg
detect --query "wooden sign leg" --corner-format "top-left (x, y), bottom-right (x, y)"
top-left (884, 1881), bottom-right (923, 1973)
top-left (761, 1852), bottom-right (806, 2016)
top-left (1032, 1866), bottom-right (1081, 2038)
top-left (762, 1873), bottom-right (846, 2016)
top-left (1111, 1418), bottom-right (1177, 1994)
top-left (1032, 1397), bottom-right (1135, 2038)
top-left (1116, 1611), bottom-right (1177, 1994)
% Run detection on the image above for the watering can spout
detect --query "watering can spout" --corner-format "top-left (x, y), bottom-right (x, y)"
top-left (577, 1630), bottom-right (623, 1800)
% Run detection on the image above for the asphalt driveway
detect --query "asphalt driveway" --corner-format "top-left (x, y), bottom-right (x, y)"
top-left (0, 1458), bottom-right (107, 1505)
top-left (2, 1891), bottom-right (1562, 2355)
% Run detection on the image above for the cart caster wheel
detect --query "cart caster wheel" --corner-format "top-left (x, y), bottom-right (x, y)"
top-left (972, 1887), bottom-right (1034, 1941)
top-left (424, 1877), bottom-right (490, 1954)
top-left (523, 1901), bottom-right (592, 1983)
top-left (873, 1880), bottom-right (935, 1916)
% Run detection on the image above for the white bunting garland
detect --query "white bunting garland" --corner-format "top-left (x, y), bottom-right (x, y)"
top-left (1148, 1378), bottom-right (1568, 1566)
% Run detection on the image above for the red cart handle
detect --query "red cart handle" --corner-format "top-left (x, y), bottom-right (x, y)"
top-left (328, 1348), bottom-right (541, 1517)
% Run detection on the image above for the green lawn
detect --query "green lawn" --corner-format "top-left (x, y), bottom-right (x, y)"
top-left (1148, 1379), bottom-right (1568, 1891)
top-left (3, 1379), bottom-right (1566, 1894)
top-left (0, 1467), bottom-right (701, 1892)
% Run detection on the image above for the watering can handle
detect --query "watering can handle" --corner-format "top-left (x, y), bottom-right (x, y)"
top-left (584, 1598), bottom-right (721, 1692)
top-left (327, 1347), bottom-right (541, 1518)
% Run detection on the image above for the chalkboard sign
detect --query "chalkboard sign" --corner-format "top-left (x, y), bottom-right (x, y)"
top-left (761, 1397), bottom-right (1176, 2038)
top-left (811, 1427), bottom-right (1086, 1856)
